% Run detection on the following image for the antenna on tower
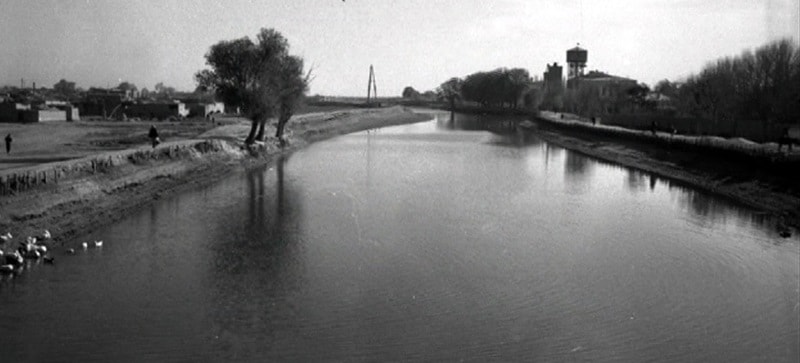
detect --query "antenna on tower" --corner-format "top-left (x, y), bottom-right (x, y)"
top-left (366, 65), bottom-right (377, 105)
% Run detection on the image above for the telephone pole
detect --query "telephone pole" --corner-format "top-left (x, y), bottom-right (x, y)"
top-left (366, 65), bottom-right (377, 105)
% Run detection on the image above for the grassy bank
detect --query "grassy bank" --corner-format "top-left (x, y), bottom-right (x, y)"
top-left (0, 106), bottom-right (430, 251)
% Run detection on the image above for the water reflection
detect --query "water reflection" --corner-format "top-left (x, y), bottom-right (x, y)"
top-left (626, 169), bottom-right (648, 192)
top-left (564, 151), bottom-right (593, 181)
top-left (0, 114), bottom-right (796, 362)
top-left (208, 155), bottom-right (308, 358)
top-left (666, 182), bottom-right (779, 234)
top-left (214, 155), bottom-right (301, 275)
top-left (435, 111), bottom-right (522, 134)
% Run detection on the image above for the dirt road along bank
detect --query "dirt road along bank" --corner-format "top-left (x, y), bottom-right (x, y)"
top-left (0, 106), bottom-right (431, 251)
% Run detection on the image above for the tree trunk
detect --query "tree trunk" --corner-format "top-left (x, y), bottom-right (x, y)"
top-left (245, 118), bottom-right (259, 145)
top-left (274, 121), bottom-right (283, 139)
top-left (275, 115), bottom-right (289, 140)
top-left (255, 119), bottom-right (267, 141)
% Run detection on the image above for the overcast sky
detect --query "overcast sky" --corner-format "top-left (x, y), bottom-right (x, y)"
top-left (1, 0), bottom-right (798, 96)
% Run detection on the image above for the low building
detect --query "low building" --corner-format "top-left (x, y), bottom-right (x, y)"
top-left (78, 87), bottom-right (128, 118)
top-left (567, 70), bottom-right (638, 114)
top-left (185, 101), bottom-right (225, 117)
top-left (123, 102), bottom-right (189, 120)
top-left (0, 102), bottom-right (29, 123)
top-left (19, 109), bottom-right (67, 122)
top-left (0, 102), bottom-right (72, 123)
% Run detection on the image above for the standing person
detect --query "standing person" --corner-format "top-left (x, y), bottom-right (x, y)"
top-left (4, 133), bottom-right (11, 154)
top-left (148, 125), bottom-right (160, 148)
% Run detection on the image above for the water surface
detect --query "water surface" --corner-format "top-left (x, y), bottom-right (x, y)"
top-left (1, 113), bottom-right (798, 362)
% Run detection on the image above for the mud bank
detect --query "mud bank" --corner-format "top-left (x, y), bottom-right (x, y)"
top-left (0, 107), bottom-right (430, 249)
top-left (527, 112), bottom-right (800, 230)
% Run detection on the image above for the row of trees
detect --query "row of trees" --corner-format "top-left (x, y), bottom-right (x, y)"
top-left (670, 38), bottom-right (800, 135)
top-left (435, 68), bottom-right (540, 111)
top-left (401, 86), bottom-right (436, 100)
top-left (195, 28), bottom-right (310, 143)
top-left (48, 79), bottom-right (181, 101)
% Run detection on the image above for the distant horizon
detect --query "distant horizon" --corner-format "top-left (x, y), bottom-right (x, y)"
top-left (2, 0), bottom-right (798, 97)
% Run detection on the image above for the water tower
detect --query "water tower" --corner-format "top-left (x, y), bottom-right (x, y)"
top-left (566, 44), bottom-right (588, 79)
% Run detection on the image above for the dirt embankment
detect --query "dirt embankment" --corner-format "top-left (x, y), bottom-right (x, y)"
top-left (0, 106), bottom-right (431, 250)
top-left (526, 112), bottom-right (800, 230)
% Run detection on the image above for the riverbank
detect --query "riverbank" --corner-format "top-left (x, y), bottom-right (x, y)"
top-left (0, 106), bottom-right (431, 251)
top-left (526, 111), bottom-right (800, 231)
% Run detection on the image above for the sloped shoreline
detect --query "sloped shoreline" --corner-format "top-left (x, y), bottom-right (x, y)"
top-left (0, 107), bottom-right (431, 249)
top-left (527, 111), bottom-right (800, 231)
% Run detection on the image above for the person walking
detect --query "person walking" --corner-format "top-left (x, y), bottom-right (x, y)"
top-left (148, 125), bottom-right (160, 148)
top-left (4, 133), bottom-right (11, 154)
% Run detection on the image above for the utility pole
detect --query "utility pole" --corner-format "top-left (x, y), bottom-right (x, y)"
top-left (366, 65), bottom-right (377, 105)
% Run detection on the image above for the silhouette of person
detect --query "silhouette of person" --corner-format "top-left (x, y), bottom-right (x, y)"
top-left (4, 133), bottom-right (11, 154)
top-left (148, 125), bottom-right (160, 148)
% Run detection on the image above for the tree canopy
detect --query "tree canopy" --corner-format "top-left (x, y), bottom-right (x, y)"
top-left (401, 86), bottom-right (420, 99)
top-left (153, 82), bottom-right (176, 99)
top-left (676, 38), bottom-right (800, 136)
top-left (117, 81), bottom-right (137, 92)
top-left (196, 28), bottom-right (309, 143)
top-left (459, 68), bottom-right (533, 108)
top-left (436, 77), bottom-right (462, 111)
top-left (52, 79), bottom-right (77, 100)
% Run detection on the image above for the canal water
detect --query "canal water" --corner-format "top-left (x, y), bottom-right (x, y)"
top-left (1, 112), bottom-right (798, 362)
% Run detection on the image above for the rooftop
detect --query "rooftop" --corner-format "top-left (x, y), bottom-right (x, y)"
top-left (580, 70), bottom-right (636, 82)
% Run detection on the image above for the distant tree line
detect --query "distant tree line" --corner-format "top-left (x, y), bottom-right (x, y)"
top-left (435, 68), bottom-right (540, 111)
top-left (401, 86), bottom-right (436, 100)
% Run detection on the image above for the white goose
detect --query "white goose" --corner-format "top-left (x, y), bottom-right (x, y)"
top-left (0, 232), bottom-right (12, 243)
top-left (94, 240), bottom-right (104, 248)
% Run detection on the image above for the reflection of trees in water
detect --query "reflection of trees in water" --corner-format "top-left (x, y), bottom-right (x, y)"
top-left (436, 112), bottom-right (543, 148)
top-left (226, 155), bottom-right (301, 272)
top-left (435, 111), bottom-right (457, 130)
top-left (666, 179), bottom-right (773, 231)
top-left (543, 144), bottom-right (563, 172)
top-left (206, 155), bottom-right (305, 356)
top-left (626, 169), bottom-right (648, 192)
top-left (672, 185), bottom-right (727, 227)
top-left (435, 112), bottom-right (522, 133)
top-left (563, 151), bottom-right (592, 180)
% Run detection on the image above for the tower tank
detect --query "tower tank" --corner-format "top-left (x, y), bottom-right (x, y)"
top-left (566, 44), bottom-right (588, 79)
